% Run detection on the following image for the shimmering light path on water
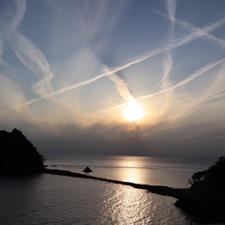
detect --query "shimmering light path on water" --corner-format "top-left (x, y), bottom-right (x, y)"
top-left (0, 174), bottom-right (190, 225)
top-left (0, 156), bottom-right (213, 225)
top-left (47, 155), bottom-right (213, 187)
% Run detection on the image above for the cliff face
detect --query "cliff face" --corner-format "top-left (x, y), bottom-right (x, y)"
top-left (0, 128), bottom-right (45, 174)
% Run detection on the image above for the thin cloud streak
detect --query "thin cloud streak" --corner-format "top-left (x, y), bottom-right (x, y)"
top-left (0, 0), bottom-right (53, 99)
top-left (158, 54), bottom-right (174, 116)
top-left (171, 19), bottom-right (225, 47)
top-left (7, 31), bottom-right (54, 96)
top-left (10, 0), bottom-right (26, 30)
top-left (166, 0), bottom-right (176, 28)
top-left (0, 0), bottom-right (26, 58)
top-left (14, 18), bottom-right (224, 109)
top-left (197, 88), bottom-right (225, 105)
top-left (103, 57), bottom-right (225, 112)
top-left (103, 66), bottom-right (134, 102)
top-left (158, 0), bottom-right (176, 116)
top-left (139, 58), bottom-right (225, 101)
top-left (155, 10), bottom-right (225, 48)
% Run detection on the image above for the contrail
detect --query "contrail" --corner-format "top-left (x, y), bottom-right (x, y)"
top-left (166, 0), bottom-right (176, 28)
top-left (170, 18), bottom-right (225, 47)
top-left (10, 0), bottom-right (27, 30)
top-left (196, 88), bottom-right (225, 105)
top-left (8, 31), bottom-right (53, 95)
top-left (103, 66), bottom-right (134, 102)
top-left (139, 57), bottom-right (225, 101)
top-left (16, 47), bottom-right (168, 108)
top-left (155, 10), bottom-right (225, 48)
top-left (1, 0), bottom-right (54, 98)
top-left (195, 62), bottom-right (225, 105)
top-left (157, 0), bottom-right (176, 116)
top-left (0, 0), bottom-right (26, 58)
top-left (16, 18), bottom-right (224, 108)
top-left (103, 57), bottom-right (225, 112)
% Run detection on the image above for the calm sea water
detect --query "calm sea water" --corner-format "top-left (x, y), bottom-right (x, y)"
top-left (0, 155), bottom-right (215, 225)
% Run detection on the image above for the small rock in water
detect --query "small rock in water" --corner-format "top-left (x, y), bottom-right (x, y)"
top-left (83, 166), bottom-right (93, 173)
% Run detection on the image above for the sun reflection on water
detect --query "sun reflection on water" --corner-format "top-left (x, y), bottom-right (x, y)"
top-left (97, 156), bottom-right (154, 224)
top-left (116, 156), bottom-right (153, 184)
top-left (120, 168), bottom-right (142, 183)
top-left (97, 155), bottom-right (191, 225)
top-left (108, 185), bottom-right (154, 225)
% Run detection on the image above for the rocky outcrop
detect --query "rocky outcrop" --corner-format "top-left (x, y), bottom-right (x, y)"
top-left (0, 128), bottom-right (45, 174)
top-left (83, 166), bottom-right (93, 173)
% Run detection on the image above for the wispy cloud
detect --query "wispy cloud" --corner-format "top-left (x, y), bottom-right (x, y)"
top-left (139, 57), bottom-right (225, 101)
top-left (10, 0), bottom-right (26, 29)
top-left (0, 72), bottom-right (26, 110)
top-left (171, 18), bottom-right (225, 47)
top-left (0, 0), bottom-right (27, 113)
top-left (104, 57), bottom-right (225, 112)
top-left (0, 0), bottom-right (53, 98)
top-left (158, 53), bottom-right (174, 116)
top-left (14, 18), bottom-right (224, 109)
top-left (0, 0), bottom-right (224, 157)
top-left (0, 0), bottom-right (53, 111)
top-left (155, 10), bottom-right (225, 48)
top-left (166, 0), bottom-right (176, 28)
top-left (194, 63), bottom-right (225, 106)
top-left (103, 66), bottom-right (134, 102)
top-left (198, 88), bottom-right (225, 105)
top-left (0, 0), bottom-right (26, 58)
top-left (157, 0), bottom-right (176, 117)
top-left (7, 32), bottom-right (53, 95)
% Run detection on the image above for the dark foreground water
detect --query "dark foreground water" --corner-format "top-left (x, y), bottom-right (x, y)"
top-left (0, 155), bottom-right (215, 225)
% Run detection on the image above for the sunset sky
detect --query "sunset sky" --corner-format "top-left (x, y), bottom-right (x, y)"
top-left (0, 0), bottom-right (224, 157)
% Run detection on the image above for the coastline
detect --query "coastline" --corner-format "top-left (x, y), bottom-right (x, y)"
top-left (44, 168), bottom-right (188, 199)
top-left (44, 168), bottom-right (225, 223)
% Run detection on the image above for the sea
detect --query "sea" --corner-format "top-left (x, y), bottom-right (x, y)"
top-left (0, 155), bottom-right (216, 225)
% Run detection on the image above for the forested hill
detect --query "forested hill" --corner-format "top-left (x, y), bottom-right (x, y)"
top-left (0, 128), bottom-right (44, 174)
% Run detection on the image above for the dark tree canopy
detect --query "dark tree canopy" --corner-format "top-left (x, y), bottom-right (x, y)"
top-left (0, 128), bottom-right (45, 174)
top-left (190, 157), bottom-right (225, 189)
top-left (176, 156), bottom-right (225, 223)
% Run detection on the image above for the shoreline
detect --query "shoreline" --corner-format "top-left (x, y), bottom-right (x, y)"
top-left (44, 168), bottom-right (188, 199)
top-left (44, 168), bottom-right (225, 223)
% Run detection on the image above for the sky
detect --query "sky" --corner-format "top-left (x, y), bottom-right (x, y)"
top-left (0, 0), bottom-right (224, 158)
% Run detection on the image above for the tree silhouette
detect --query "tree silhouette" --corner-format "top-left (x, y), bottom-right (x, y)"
top-left (176, 156), bottom-right (225, 222)
top-left (0, 128), bottom-right (45, 174)
top-left (190, 157), bottom-right (225, 189)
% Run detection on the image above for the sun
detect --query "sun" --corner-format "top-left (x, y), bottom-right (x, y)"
top-left (123, 99), bottom-right (144, 121)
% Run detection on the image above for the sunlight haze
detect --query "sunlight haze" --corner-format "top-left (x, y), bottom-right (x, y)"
top-left (0, 0), bottom-right (224, 157)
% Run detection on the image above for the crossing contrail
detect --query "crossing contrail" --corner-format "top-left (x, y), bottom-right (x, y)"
top-left (102, 57), bottom-right (225, 112)
top-left (15, 18), bottom-right (224, 109)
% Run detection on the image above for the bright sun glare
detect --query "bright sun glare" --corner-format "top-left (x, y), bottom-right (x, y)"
top-left (123, 99), bottom-right (144, 121)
